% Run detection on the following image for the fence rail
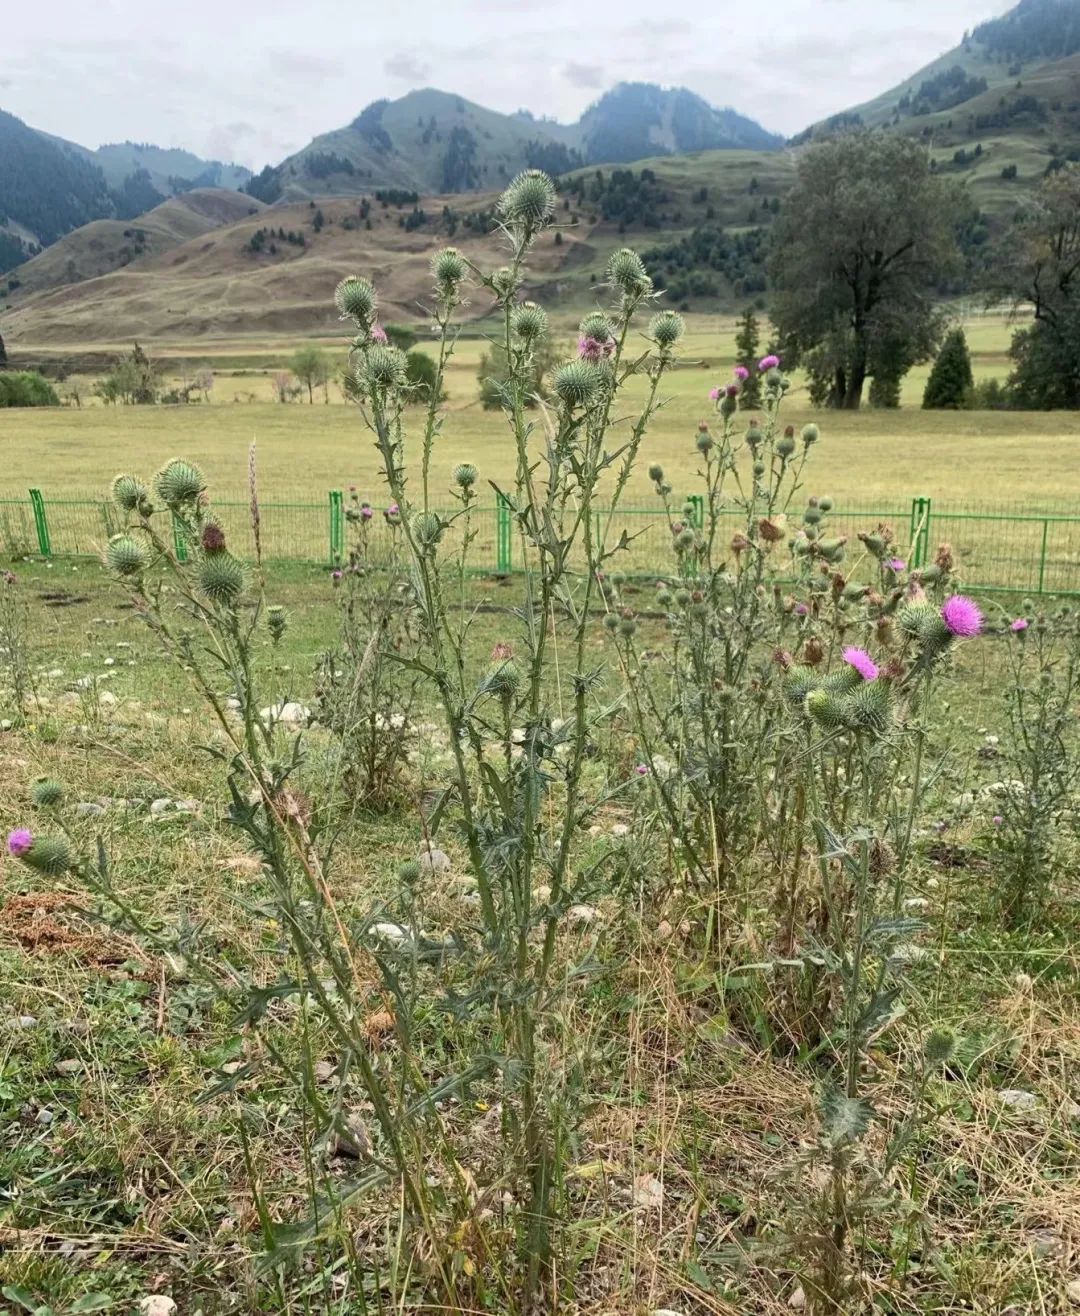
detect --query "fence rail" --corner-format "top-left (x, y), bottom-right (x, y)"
top-left (2, 489), bottom-right (1079, 596)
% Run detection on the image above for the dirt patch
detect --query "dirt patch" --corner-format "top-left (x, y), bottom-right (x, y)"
top-left (0, 891), bottom-right (131, 964)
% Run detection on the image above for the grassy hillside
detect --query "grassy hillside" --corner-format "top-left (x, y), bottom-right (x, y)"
top-left (2, 190), bottom-right (264, 302)
top-left (2, 151), bottom-right (798, 347)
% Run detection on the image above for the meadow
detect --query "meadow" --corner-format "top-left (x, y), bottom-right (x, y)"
top-left (3, 252), bottom-right (1080, 1316)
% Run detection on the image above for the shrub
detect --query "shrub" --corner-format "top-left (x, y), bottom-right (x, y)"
top-left (923, 327), bottom-right (974, 408)
top-left (404, 349), bottom-right (444, 402)
top-left (0, 371), bottom-right (59, 407)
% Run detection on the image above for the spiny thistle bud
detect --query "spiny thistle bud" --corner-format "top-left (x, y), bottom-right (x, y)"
top-left (720, 391), bottom-right (738, 419)
top-left (783, 665), bottom-right (818, 707)
top-left (112, 474), bottom-right (146, 512)
top-left (489, 265), bottom-right (517, 301)
top-left (696, 431), bottom-right (714, 454)
top-left (606, 247), bottom-right (652, 297)
top-left (801, 423), bottom-right (820, 446)
top-left (618, 612), bottom-right (637, 637)
top-left (776, 431), bottom-right (796, 459)
top-left (603, 611), bottom-right (620, 631)
top-left (453, 462), bottom-right (478, 489)
top-left (580, 311), bottom-right (617, 342)
top-left (267, 605), bottom-right (288, 643)
top-left (431, 246), bottom-right (467, 289)
top-left (819, 496), bottom-right (834, 512)
top-left (657, 587), bottom-right (672, 606)
top-left (554, 361), bottom-right (601, 409)
top-left (360, 344), bottom-right (408, 394)
top-left (335, 275), bottom-right (377, 326)
top-left (924, 1027), bottom-right (957, 1064)
top-left (412, 511), bottom-right (443, 551)
top-left (398, 858), bottom-right (421, 884)
top-left (511, 301), bottom-right (548, 343)
top-left (648, 463), bottom-right (665, 483)
top-left (869, 836), bottom-right (896, 878)
top-left (197, 553), bottom-right (245, 607)
top-left (154, 459), bottom-right (205, 507)
top-left (817, 537), bottom-right (847, 565)
top-left (674, 588), bottom-right (692, 607)
top-left (676, 528), bottom-right (696, 551)
top-left (200, 522), bottom-right (226, 555)
top-left (899, 601), bottom-right (940, 640)
top-left (753, 460), bottom-right (766, 477)
top-left (847, 681), bottom-right (891, 733)
top-left (745, 422), bottom-right (763, 449)
top-left (803, 504), bottom-right (823, 526)
top-left (649, 310), bottom-right (685, 348)
top-left (19, 835), bottom-right (72, 876)
top-left (858, 531), bottom-right (887, 558)
top-left (485, 660), bottom-right (522, 697)
top-left (30, 777), bottom-right (65, 809)
top-left (806, 688), bottom-right (847, 731)
top-left (106, 533), bottom-right (148, 578)
top-left (497, 169), bottom-right (556, 231)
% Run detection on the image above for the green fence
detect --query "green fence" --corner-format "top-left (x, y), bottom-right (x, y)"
top-left (3, 488), bottom-right (1080, 595)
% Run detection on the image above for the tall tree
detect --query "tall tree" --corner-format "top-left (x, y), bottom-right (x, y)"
top-left (733, 309), bottom-right (762, 407)
top-left (923, 328), bottom-right (974, 409)
top-left (990, 164), bottom-right (1080, 409)
top-left (768, 132), bottom-right (960, 409)
top-left (291, 346), bottom-right (330, 404)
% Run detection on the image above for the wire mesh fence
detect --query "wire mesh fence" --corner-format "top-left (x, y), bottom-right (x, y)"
top-left (4, 487), bottom-right (1080, 595)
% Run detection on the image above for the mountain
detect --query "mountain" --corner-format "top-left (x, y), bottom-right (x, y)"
top-left (244, 85), bottom-right (781, 202)
top-left (796, 0), bottom-right (1080, 208)
top-left (0, 110), bottom-right (252, 274)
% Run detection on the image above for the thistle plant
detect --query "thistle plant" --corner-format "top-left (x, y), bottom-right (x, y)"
top-left (337, 168), bottom-right (680, 1301)
top-left (989, 605), bottom-right (1080, 926)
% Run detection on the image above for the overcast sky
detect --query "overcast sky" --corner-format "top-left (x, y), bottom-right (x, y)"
top-left (1, 0), bottom-right (1015, 168)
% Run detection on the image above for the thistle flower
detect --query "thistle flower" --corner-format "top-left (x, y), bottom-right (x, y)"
top-left (758, 353), bottom-right (780, 371)
top-left (267, 605), bottom-right (288, 642)
top-left (370, 324), bottom-right (389, 344)
top-left (635, 763), bottom-right (649, 776)
top-left (577, 335), bottom-right (614, 363)
top-left (359, 344), bottom-right (408, 393)
top-left (941, 595), bottom-right (983, 638)
top-left (360, 502), bottom-right (373, 521)
top-left (385, 503), bottom-right (400, 523)
top-left (7, 828), bottom-right (33, 857)
top-left (1011, 617), bottom-right (1028, 632)
top-left (331, 569), bottom-right (343, 585)
top-left (200, 522), bottom-right (226, 555)
top-left (709, 387), bottom-right (721, 401)
top-left (885, 557), bottom-right (906, 572)
top-left (842, 646), bottom-right (879, 681)
top-left (734, 365), bottom-right (750, 381)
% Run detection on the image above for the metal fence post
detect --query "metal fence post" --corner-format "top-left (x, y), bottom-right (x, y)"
top-left (496, 494), bottom-right (512, 573)
top-left (328, 489), bottom-right (344, 564)
top-left (28, 489), bottom-right (51, 557)
top-left (1038, 517), bottom-right (1049, 594)
top-left (921, 498), bottom-right (932, 570)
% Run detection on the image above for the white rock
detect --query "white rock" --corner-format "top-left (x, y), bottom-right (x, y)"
top-left (75, 802), bottom-right (106, 818)
top-left (632, 1174), bottom-right (664, 1209)
top-left (137, 1298), bottom-right (177, 1316)
top-left (371, 922), bottom-right (408, 946)
top-left (611, 823), bottom-right (630, 837)
top-left (149, 798), bottom-right (174, 817)
top-left (103, 658), bottom-right (116, 667)
top-left (568, 904), bottom-right (599, 925)
top-left (98, 690), bottom-right (118, 708)
top-left (904, 897), bottom-right (930, 911)
top-left (46, 668), bottom-right (64, 678)
top-left (175, 799), bottom-right (201, 815)
top-left (0, 720), bottom-right (12, 732)
top-left (1067, 1278), bottom-right (1080, 1305)
top-left (417, 848), bottom-right (451, 875)
top-left (261, 701), bottom-right (310, 728)
top-left (14, 1015), bottom-right (38, 1029)
top-left (998, 1088), bottom-right (1037, 1111)
top-left (789, 1288), bottom-right (807, 1310)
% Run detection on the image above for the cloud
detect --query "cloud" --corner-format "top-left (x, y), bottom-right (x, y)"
top-left (266, 50), bottom-right (345, 79)
top-left (384, 51), bottom-right (432, 81)
top-left (563, 60), bottom-right (605, 89)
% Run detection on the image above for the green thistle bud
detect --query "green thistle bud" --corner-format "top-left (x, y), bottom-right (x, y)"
top-left (657, 588), bottom-right (673, 607)
top-left (197, 553), bottom-right (245, 607)
top-left (618, 615), bottom-right (637, 636)
top-left (819, 496), bottom-right (834, 512)
top-left (649, 310), bottom-right (685, 347)
top-left (924, 1027), bottom-right (957, 1064)
top-left (359, 345), bottom-right (408, 394)
top-left (497, 169), bottom-right (556, 231)
top-left (806, 688), bottom-right (848, 731)
top-left (453, 462), bottom-right (478, 489)
top-left (412, 511), bottom-right (443, 551)
top-left (676, 528), bottom-right (696, 551)
top-left (510, 301), bottom-right (548, 343)
top-left (648, 463), bottom-right (665, 483)
top-left (817, 537), bottom-right (847, 564)
top-left (30, 777), bottom-right (65, 809)
top-left (398, 858), bottom-right (421, 884)
top-left (602, 611), bottom-right (620, 632)
top-left (696, 432), bottom-right (714, 454)
top-left (154, 459), bottom-right (205, 507)
top-left (22, 835), bottom-right (72, 876)
top-left (801, 423), bottom-right (820, 446)
top-left (112, 474), bottom-right (147, 512)
top-left (579, 311), bottom-right (617, 341)
top-left (822, 667), bottom-right (862, 696)
top-left (674, 588), bottom-right (691, 607)
top-left (267, 605), bottom-right (288, 643)
top-left (554, 361), bottom-right (601, 409)
top-left (106, 533), bottom-right (148, 578)
top-left (847, 681), bottom-right (891, 733)
top-left (745, 423), bottom-right (763, 449)
top-left (899, 601), bottom-right (940, 640)
top-left (485, 661), bottom-right (522, 696)
top-left (783, 665), bottom-right (818, 707)
top-left (776, 433), bottom-right (796, 459)
top-left (803, 505), bottom-right (823, 526)
top-left (753, 460), bottom-right (766, 477)
top-left (658, 481), bottom-right (672, 496)
top-left (489, 265), bottom-right (517, 301)
top-left (335, 276), bottom-right (378, 325)
top-left (431, 247), bottom-right (467, 289)
top-left (606, 247), bottom-right (652, 297)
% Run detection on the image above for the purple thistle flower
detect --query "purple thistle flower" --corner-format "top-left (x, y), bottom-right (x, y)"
top-left (758, 353), bottom-right (780, 372)
top-left (635, 763), bottom-right (650, 776)
top-left (1010, 617), bottom-right (1028, 632)
top-left (360, 503), bottom-right (373, 521)
top-left (331, 569), bottom-right (343, 583)
top-left (2, 570), bottom-right (16, 586)
top-left (370, 324), bottom-right (388, 344)
top-left (733, 365), bottom-right (750, 381)
top-left (709, 386), bottom-right (721, 401)
top-left (794, 602), bottom-right (809, 617)
top-left (842, 646), bottom-right (879, 681)
top-left (941, 595), bottom-right (983, 638)
top-left (885, 557), bottom-right (906, 572)
top-left (992, 814), bottom-right (1003, 826)
top-left (7, 828), bottom-right (33, 857)
top-left (578, 335), bottom-right (614, 363)
top-left (725, 383), bottom-right (739, 398)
